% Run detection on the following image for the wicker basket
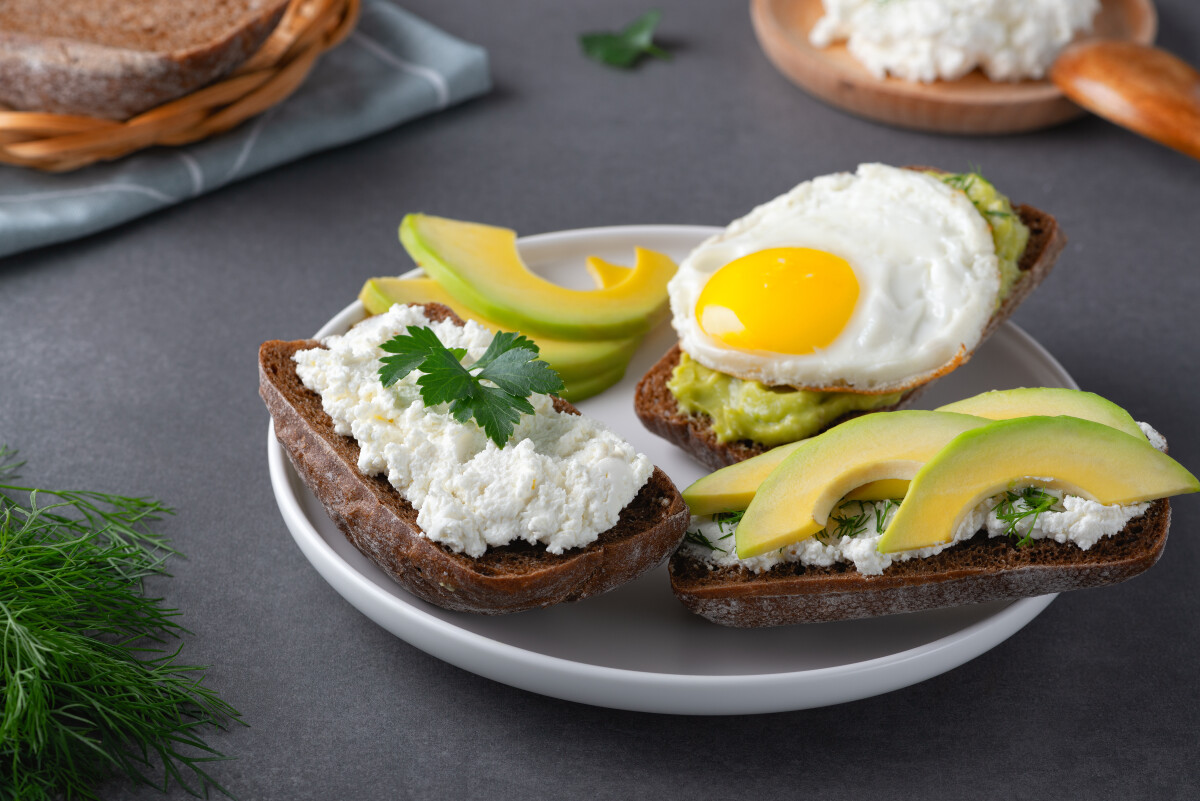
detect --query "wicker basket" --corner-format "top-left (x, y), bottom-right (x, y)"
top-left (0, 0), bottom-right (360, 172)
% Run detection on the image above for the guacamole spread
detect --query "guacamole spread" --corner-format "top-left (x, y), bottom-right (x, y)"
top-left (667, 172), bottom-right (1028, 445)
top-left (933, 171), bottom-right (1030, 301)
top-left (668, 351), bottom-right (903, 446)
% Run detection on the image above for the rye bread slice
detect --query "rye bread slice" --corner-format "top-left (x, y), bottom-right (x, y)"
top-left (0, 0), bottom-right (290, 118)
top-left (634, 203), bottom-right (1067, 471)
top-left (669, 499), bottom-right (1171, 626)
top-left (259, 304), bottom-right (689, 615)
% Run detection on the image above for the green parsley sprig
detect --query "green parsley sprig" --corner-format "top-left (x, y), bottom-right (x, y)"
top-left (0, 446), bottom-right (242, 801)
top-left (378, 326), bottom-right (565, 448)
top-left (580, 10), bottom-right (671, 69)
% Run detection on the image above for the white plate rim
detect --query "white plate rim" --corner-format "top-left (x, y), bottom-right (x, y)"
top-left (267, 223), bottom-right (1074, 715)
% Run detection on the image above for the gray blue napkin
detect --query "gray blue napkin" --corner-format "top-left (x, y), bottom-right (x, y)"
top-left (0, 0), bottom-right (490, 260)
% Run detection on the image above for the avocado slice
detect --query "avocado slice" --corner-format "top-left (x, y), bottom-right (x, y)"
top-left (843, 479), bottom-right (912, 502)
top-left (586, 255), bottom-right (633, 288)
top-left (359, 277), bottom-right (639, 390)
top-left (682, 440), bottom-right (807, 517)
top-left (399, 214), bottom-right (676, 340)
top-left (877, 416), bottom-right (1199, 554)
top-left (937, 388), bottom-right (1146, 441)
top-left (735, 411), bottom-right (990, 559)
top-left (556, 362), bottom-right (628, 403)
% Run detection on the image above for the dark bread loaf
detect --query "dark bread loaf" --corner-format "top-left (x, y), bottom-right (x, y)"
top-left (259, 304), bottom-right (689, 615)
top-left (669, 499), bottom-right (1171, 626)
top-left (0, 0), bottom-right (290, 118)
top-left (634, 202), bottom-right (1067, 471)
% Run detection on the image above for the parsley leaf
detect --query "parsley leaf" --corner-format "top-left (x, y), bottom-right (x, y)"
top-left (377, 326), bottom-right (565, 448)
top-left (581, 10), bottom-right (671, 69)
top-left (473, 332), bottom-right (562, 397)
top-left (379, 326), bottom-right (464, 387)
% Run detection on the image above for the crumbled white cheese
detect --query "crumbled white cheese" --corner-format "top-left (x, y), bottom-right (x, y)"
top-left (685, 489), bottom-right (1148, 576)
top-left (810, 0), bottom-right (1099, 83)
top-left (1139, 421), bottom-right (1167, 453)
top-left (294, 305), bottom-right (653, 558)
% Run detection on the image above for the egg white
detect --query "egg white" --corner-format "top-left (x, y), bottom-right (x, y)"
top-left (668, 163), bottom-right (1001, 393)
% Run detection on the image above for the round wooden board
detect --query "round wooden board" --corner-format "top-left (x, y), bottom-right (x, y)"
top-left (750, 0), bottom-right (1158, 135)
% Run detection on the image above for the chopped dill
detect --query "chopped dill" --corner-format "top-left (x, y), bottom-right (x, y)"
top-left (829, 503), bottom-right (871, 539)
top-left (941, 172), bottom-right (979, 194)
top-left (684, 528), bottom-right (727, 554)
top-left (711, 510), bottom-right (744, 539)
top-left (822, 499), bottom-right (903, 541)
top-left (993, 486), bottom-right (1059, 546)
top-left (684, 509), bottom-right (744, 554)
top-left (872, 499), bottom-right (900, 534)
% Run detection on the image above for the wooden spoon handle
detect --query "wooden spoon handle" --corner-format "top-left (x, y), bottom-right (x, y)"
top-left (1050, 41), bottom-right (1200, 161)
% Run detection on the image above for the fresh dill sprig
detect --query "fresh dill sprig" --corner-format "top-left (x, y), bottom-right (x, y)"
top-left (829, 503), bottom-right (872, 539)
top-left (822, 499), bottom-right (902, 541)
top-left (685, 510), bottom-right (745, 554)
top-left (711, 510), bottom-right (744, 539)
top-left (684, 527), bottom-right (727, 554)
top-left (993, 487), bottom-right (1059, 546)
top-left (0, 444), bottom-right (23, 480)
top-left (941, 172), bottom-right (979, 194)
top-left (872, 499), bottom-right (900, 535)
top-left (0, 449), bottom-right (242, 800)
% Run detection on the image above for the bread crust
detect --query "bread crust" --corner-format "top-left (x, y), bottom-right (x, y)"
top-left (669, 499), bottom-right (1171, 626)
top-left (0, 0), bottom-right (290, 118)
top-left (634, 202), bottom-right (1067, 470)
top-left (259, 304), bottom-right (689, 615)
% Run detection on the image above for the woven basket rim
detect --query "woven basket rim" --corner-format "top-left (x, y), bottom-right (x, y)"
top-left (0, 0), bottom-right (360, 172)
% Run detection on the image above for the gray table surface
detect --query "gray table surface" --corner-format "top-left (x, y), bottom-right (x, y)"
top-left (3, 1), bottom-right (1198, 798)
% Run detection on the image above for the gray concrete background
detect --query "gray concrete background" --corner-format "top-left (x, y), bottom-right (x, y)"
top-left (1, 1), bottom-right (1197, 798)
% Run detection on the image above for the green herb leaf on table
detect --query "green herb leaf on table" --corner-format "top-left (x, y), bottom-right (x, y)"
top-left (581, 10), bottom-right (671, 69)
top-left (0, 447), bottom-right (242, 801)
top-left (378, 326), bottom-right (566, 448)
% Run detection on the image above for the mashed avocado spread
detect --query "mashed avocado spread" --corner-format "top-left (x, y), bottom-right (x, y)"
top-left (667, 172), bottom-right (1029, 445)
top-left (934, 171), bottom-right (1029, 300)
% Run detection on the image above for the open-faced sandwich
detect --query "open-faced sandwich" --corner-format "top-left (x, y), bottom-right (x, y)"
top-left (635, 162), bottom-right (1065, 469)
top-left (260, 303), bottom-right (688, 614)
top-left (671, 388), bottom-right (1198, 626)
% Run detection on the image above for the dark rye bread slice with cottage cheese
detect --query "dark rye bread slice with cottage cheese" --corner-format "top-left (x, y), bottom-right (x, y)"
top-left (259, 304), bottom-right (689, 615)
top-left (0, 0), bottom-right (290, 118)
top-left (669, 499), bottom-right (1172, 626)
top-left (635, 201), bottom-right (1066, 472)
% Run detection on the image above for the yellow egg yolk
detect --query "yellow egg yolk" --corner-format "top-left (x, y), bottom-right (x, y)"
top-left (695, 248), bottom-right (859, 355)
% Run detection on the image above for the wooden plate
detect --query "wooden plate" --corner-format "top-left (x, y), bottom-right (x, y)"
top-left (750, 0), bottom-right (1158, 134)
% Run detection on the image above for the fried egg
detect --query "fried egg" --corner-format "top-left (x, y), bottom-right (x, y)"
top-left (668, 163), bottom-right (1001, 393)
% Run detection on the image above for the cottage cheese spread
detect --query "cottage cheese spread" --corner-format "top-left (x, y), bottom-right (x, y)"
top-left (685, 490), bottom-right (1149, 576)
top-left (809, 0), bottom-right (1100, 83)
top-left (293, 305), bottom-right (653, 558)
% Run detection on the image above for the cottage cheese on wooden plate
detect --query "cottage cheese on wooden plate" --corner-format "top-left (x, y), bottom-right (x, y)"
top-left (810, 0), bottom-right (1100, 83)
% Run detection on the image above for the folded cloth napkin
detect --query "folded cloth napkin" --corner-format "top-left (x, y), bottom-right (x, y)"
top-left (0, 0), bottom-right (489, 260)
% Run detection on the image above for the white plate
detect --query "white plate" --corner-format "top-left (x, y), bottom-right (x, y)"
top-left (267, 224), bottom-right (1074, 715)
